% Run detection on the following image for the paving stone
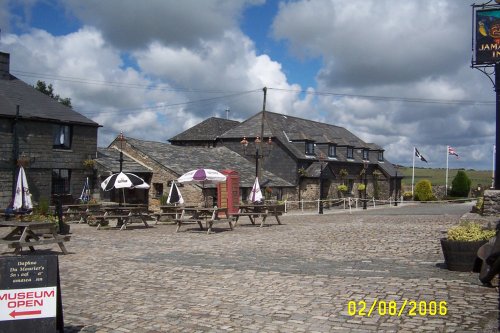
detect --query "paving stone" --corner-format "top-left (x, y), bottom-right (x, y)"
top-left (5, 204), bottom-right (497, 332)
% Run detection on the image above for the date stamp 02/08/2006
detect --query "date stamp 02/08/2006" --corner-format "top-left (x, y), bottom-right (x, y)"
top-left (347, 300), bottom-right (448, 317)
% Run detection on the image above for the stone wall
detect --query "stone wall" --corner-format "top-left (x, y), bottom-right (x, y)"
top-left (0, 119), bottom-right (98, 207)
top-left (482, 190), bottom-right (500, 216)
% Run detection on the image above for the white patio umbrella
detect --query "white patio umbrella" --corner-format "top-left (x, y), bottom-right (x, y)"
top-left (248, 177), bottom-right (263, 203)
top-left (167, 180), bottom-right (184, 205)
top-left (101, 172), bottom-right (150, 191)
top-left (79, 177), bottom-right (91, 203)
top-left (177, 168), bottom-right (226, 206)
top-left (101, 172), bottom-right (150, 205)
top-left (13, 166), bottom-right (33, 212)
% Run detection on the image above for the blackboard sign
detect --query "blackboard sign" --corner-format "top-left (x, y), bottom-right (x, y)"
top-left (0, 255), bottom-right (63, 333)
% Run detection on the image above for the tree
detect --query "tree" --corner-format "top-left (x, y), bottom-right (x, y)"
top-left (34, 80), bottom-right (72, 107)
top-left (450, 170), bottom-right (472, 197)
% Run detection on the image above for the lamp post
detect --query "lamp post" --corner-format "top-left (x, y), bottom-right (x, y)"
top-left (394, 164), bottom-right (399, 206)
top-left (118, 131), bottom-right (125, 173)
top-left (240, 136), bottom-right (272, 180)
top-left (363, 162), bottom-right (368, 210)
top-left (240, 87), bottom-right (272, 181)
top-left (318, 153), bottom-right (326, 214)
top-left (117, 132), bottom-right (125, 206)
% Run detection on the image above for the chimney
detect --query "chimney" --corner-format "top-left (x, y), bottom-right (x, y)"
top-left (0, 52), bottom-right (10, 80)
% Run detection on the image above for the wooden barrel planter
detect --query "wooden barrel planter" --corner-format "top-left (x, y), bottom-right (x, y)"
top-left (440, 238), bottom-right (487, 272)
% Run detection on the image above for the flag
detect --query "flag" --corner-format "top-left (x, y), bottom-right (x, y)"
top-left (448, 146), bottom-right (459, 158)
top-left (415, 148), bottom-right (428, 163)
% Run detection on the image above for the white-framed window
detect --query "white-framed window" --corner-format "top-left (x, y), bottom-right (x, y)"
top-left (328, 144), bottom-right (337, 158)
top-left (362, 149), bottom-right (369, 160)
top-left (378, 151), bottom-right (384, 162)
top-left (347, 146), bottom-right (354, 159)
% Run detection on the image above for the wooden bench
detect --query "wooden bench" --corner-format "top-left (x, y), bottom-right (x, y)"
top-left (174, 207), bottom-right (234, 234)
top-left (94, 211), bottom-right (152, 230)
top-left (232, 205), bottom-right (283, 227)
top-left (0, 222), bottom-right (70, 254)
top-left (153, 212), bottom-right (181, 224)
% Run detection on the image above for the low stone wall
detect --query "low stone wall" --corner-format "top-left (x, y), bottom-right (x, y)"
top-left (482, 190), bottom-right (500, 216)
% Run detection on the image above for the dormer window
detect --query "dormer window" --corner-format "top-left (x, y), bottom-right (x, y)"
top-left (347, 146), bottom-right (354, 159)
top-left (378, 150), bottom-right (384, 162)
top-left (362, 149), bottom-right (369, 161)
top-left (305, 142), bottom-right (315, 155)
top-left (328, 144), bottom-right (337, 158)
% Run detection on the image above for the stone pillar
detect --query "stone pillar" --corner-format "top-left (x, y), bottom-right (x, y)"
top-left (482, 190), bottom-right (500, 216)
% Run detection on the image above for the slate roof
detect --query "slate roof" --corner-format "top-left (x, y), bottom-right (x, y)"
top-left (0, 74), bottom-right (99, 126)
top-left (220, 111), bottom-right (378, 157)
top-left (169, 117), bottom-right (240, 142)
top-left (124, 137), bottom-right (293, 188)
top-left (95, 147), bottom-right (152, 174)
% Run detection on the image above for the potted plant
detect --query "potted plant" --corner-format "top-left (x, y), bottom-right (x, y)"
top-left (440, 221), bottom-right (495, 272)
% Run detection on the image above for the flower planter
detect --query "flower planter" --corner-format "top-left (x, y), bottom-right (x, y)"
top-left (440, 238), bottom-right (487, 272)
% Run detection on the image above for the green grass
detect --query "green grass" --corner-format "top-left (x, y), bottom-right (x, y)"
top-left (399, 167), bottom-right (492, 188)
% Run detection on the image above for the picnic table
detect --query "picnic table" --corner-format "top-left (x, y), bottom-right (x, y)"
top-left (93, 206), bottom-right (153, 230)
top-left (153, 205), bottom-right (185, 224)
top-left (59, 204), bottom-right (102, 224)
top-left (174, 207), bottom-right (233, 234)
top-left (0, 221), bottom-right (70, 254)
top-left (232, 204), bottom-right (283, 227)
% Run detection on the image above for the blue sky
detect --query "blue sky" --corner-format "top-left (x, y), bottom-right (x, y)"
top-left (0, 0), bottom-right (496, 170)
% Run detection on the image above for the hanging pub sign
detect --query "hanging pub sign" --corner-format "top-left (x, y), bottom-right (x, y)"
top-left (474, 7), bottom-right (500, 65)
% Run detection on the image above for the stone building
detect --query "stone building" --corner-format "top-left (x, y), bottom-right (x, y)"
top-left (105, 136), bottom-right (293, 208)
top-left (172, 111), bottom-right (401, 202)
top-left (0, 51), bottom-right (100, 207)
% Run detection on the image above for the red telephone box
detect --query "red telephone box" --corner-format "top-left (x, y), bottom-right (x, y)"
top-left (217, 170), bottom-right (240, 216)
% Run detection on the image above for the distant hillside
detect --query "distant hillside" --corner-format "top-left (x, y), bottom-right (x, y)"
top-left (398, 167), bottom-right (492, 188)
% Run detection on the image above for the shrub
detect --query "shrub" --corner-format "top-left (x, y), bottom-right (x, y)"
top-left (160, 194), bottom-right (168, 206)
top-left (403, 191), bottom-right (413, 201)
top-left (450, 170), bottom-right (472, 197)
top-left (34, 197), bottom-right (50, 215)
top-left (447, 221), bottom-right (495, 241)
top-left (414, 179), bottom-right (436, 201)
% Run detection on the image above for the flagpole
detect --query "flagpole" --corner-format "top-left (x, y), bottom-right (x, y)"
top-left (493, 145), bottom-right (496, 189)
top-left (445, 146), bottom-right (449, 196)
top-left (412, 147), bottom-right (416, 196)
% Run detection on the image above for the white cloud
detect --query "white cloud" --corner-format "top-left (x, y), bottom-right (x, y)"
top-left (62, 0), bottom-right (265, 50)
top-left (271, 0), bottom-right (494, 169)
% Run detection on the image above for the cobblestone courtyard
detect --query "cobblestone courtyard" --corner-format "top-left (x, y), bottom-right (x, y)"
top-left (4, 203), bottom-right (500, 332)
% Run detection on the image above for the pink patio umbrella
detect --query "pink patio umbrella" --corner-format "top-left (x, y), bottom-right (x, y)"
top-left (177, 169), bottom-right (226, 207)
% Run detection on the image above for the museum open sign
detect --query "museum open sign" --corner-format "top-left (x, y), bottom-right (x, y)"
top-left (0, 287), bottom-right (57, 321)
top-left (0, 256), bottom-right (63, 333)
